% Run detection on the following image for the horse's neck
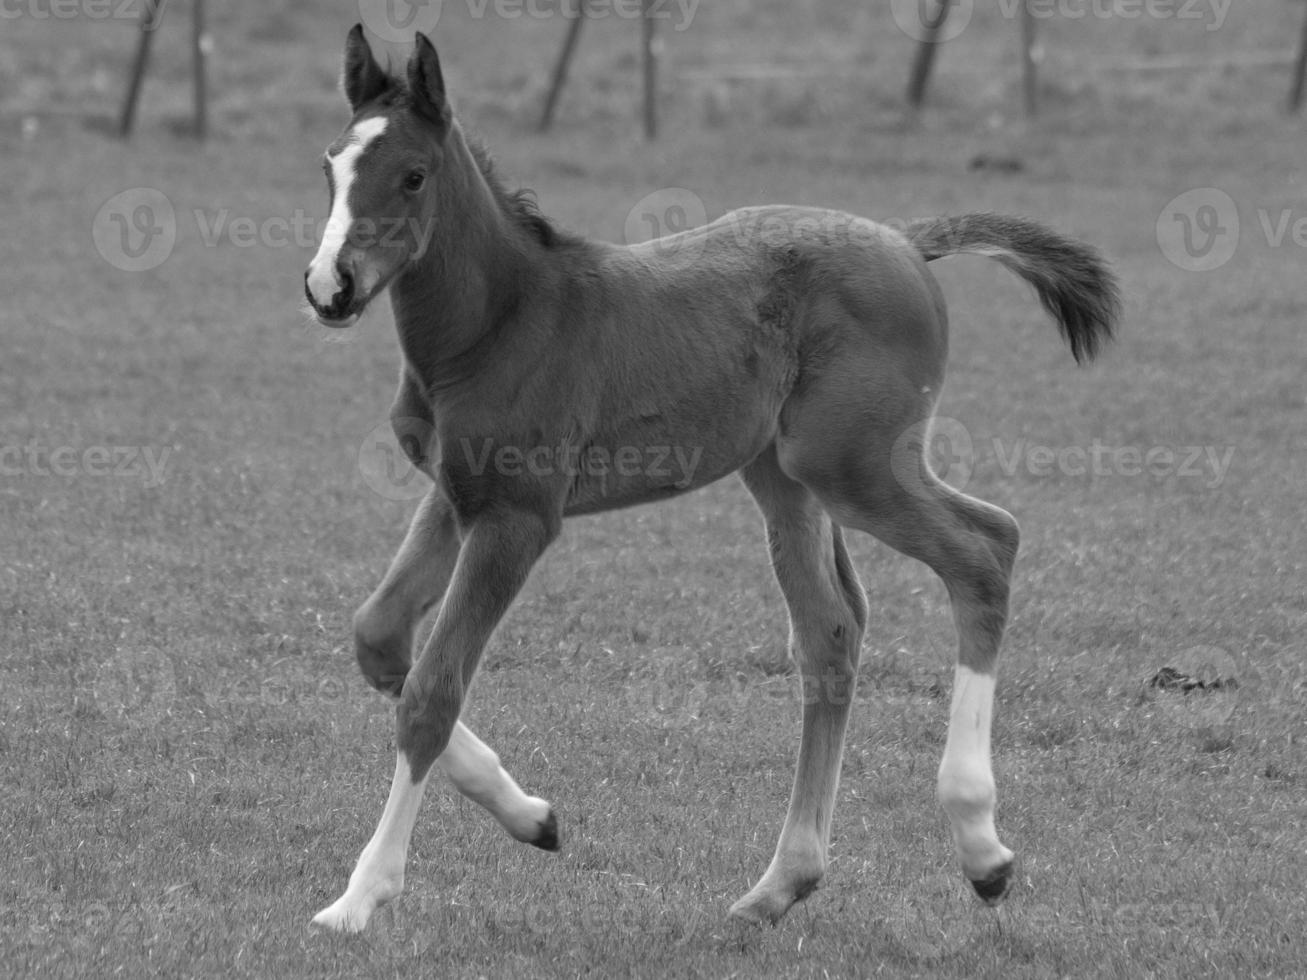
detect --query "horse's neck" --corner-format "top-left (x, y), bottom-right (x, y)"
top-left (391, 148), bottom-right (547, 393)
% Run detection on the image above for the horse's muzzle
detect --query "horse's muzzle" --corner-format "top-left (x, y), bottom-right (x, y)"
top-left (304, 265), bottom-right (358, 327)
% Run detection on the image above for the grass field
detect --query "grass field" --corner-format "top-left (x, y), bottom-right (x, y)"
top-left (2, 2), bottom-right (1306, 977)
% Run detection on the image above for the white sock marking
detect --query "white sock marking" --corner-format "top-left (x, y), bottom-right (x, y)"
top-left (937, 666), bottom-right (1012, 876)
top-left (312, 750), bottom-right (426, 933)
top-left (307, 116), bottom-right (388, 309)
top-left (438, 721), bottom-right (552, 843)
top-left (312, 722), bottom-right (553, 932)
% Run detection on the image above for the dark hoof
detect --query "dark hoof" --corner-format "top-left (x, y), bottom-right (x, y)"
top-left (969, 860), bottom-right (1014, 905)
top-left (530, 809), bottom-right (559, 851)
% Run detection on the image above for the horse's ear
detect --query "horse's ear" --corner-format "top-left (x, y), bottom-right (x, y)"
top-left (342, 24), bottom-right (390, 111)
top-left (407, 33), bottom-right (450, 129)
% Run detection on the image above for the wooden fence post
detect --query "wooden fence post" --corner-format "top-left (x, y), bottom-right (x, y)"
top-left (118, 0), bottom-right (209, 139)
top-left (1020, 0), bottom-right (1038, 119)
top-left (906, 0), bottom-right (954, 109)
top-left (641, 0), bottom-right (658, 139)
top-left (192, 0), bottom-right (207, 139)
top-left (1290, 0), bottom-right (1307, 113)
top-left (118, 0), bottom-right (163, 137)
top-left (539, 4), bottom-right (588, 132)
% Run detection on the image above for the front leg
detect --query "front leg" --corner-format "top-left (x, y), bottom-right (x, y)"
top-left (313, 508), bottom-right (559, 933)
top-left (354, 486), bottom-right (459, 697)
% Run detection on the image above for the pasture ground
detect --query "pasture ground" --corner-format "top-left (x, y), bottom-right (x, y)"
top-left (2, 2), bottom-right (1305, 977)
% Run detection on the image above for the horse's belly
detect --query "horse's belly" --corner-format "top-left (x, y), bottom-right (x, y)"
top-left (561, 413), bottom-right (776, 517)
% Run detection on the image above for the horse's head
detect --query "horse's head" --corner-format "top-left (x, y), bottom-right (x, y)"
top-left (305, 26), bottom-right (450, 328)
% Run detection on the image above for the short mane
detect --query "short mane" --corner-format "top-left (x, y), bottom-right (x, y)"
top-left (379, 84), bottom-right (572, 249)
top-left (466, 136), bottom-right (570, 249)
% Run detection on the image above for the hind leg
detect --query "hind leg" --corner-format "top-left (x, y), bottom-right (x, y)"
top-left (783, 409), bottom-right (1019, 904)
top-left (729, 447), bottom-right (868, 925)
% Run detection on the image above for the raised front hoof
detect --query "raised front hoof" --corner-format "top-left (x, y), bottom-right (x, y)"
top-left (529, 808), bottom-right (559, 851)
top-left (727, 878), bottom-right (818, 927)
top-left (968, 859), bottom-right (1015, 906)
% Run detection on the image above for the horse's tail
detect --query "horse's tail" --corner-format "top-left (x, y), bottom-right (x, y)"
top-left (904, 213), bottom-right (1120, 363)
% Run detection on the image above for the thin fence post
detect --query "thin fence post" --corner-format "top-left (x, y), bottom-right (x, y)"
top-left (192, 0), bottom-right (208, 139)
top-left (1290, 0), bottom-right (1307, 113)
top-left (118, 0), bottom-right (164, 138)
top-left (539, 3), bottom-right (587, 132)
top-left (906, 0), bottom-right (954, 110)
top-left (641, 0), bottom-right (658, 139)
top-left (1020, 0), bottom-right (1038, 119)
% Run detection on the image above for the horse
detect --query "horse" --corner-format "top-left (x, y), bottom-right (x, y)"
top-left (303, 26), bottom-right (1120, 933)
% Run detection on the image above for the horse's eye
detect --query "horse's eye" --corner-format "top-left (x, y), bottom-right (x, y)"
top-left (404, 171), bottom-right (426, 192)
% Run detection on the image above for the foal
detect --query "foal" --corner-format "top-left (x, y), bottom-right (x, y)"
top-left (304, 27), bottom-right (1120, 933)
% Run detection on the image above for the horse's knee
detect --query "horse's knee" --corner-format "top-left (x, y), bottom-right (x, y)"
top-left (396, 677), bottom-right (459, 778)
top-left (353, 604), bottom-right (411, 697)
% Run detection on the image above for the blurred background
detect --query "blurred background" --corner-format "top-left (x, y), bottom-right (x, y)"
top-left (4, 0), bottom-right (1306, 141)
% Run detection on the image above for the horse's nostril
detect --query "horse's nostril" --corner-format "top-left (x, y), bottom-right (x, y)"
top-left (337, 267), bottom-right (355, 304)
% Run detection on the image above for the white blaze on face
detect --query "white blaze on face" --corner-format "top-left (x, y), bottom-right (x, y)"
top-left (307, 115), bottom-right (389, 309)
